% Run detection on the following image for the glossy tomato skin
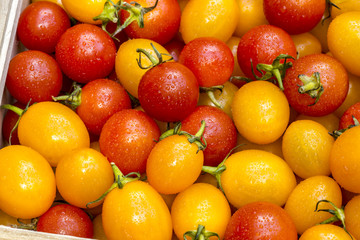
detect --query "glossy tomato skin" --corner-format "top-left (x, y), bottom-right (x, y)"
top-left (61, 0), bottom-right (106, 24)
top-left (2, 102), bottom-right (26, 145)
top-left (339, 102), bottom-right (360, 130)
top-left (283, 54), bottom-right (349, 117)
top-left (99, 109), bottom-right (160, 174)
top-left (181, 105), bottom-right (237, 166)
top-left (237, 24), bottom-right (297, 81)
top-left (17, 1), bottom-right (70, 53)
top-left (37, 204), bottom-right (93, 238)
top-left (164, 38), bottom-right (185, 62)
top-left (263, 0), bottom-right (325, 35)
top-left (224, 201), bottom-right (298, 240)
top-left (55, 24), bottom-right (116, 83)
top-left (76, 79), bottom-right (132, 136)
top-left (6, 50), bottom-right (62, 105)
top-left (179, 37), bottom-right (234, 87)
top-left (138, 62), bottom-right (199, 122)
top-left (120, 0), bottom-right (181, 45)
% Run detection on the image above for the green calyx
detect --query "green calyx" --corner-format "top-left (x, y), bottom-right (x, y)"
top-left (200, 85), bottom-right (224, 109)
top-left (52, 83), bottom-right (82, 110)
top-left (183, 225), bottom-right (220, 240)
top-left (297, 72), bottom-right (324, 106)
top-left (86, 162), bottom-right (141, 208)
top-left (159, 121), bottom-right (207, 153)
top-left (136, 43), bottom-right (173, 69)
top-left (323, 0), bottom-right (341, 24)
top-left (330, 116), bottom-right (360, 139)
top-left (93, 0), bottom-right (158, 41)
top-left (315, 199), bottom-right (353, 240)
top-left (251, 54), bottom-right (295, 90)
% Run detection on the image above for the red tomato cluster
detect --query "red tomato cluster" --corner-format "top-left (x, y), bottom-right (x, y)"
top-left (1, 0), bottom-right (360, 240)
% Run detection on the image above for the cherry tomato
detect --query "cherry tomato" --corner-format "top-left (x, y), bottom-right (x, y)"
top-left (330, 125), bottom-right (360, 193)
top-left (226, 36), bottom-right (245, 79)
top-left (6, 50), bottom-right (63, 105)
top-left (93, 214), bottom-right (107, 240)
top-left (330, 0), bottom-right (360, 19)
top-left (61, 0), bottom-right (106, 24)
top-left (344, 195), bottom-right (360, 239)
top-left (299, 224), bottom-right (354, 240)
top-left (263, 0), bottom-right (326, 35)
top-left (37, 204), bottom-right (93, 238)
top-left (181, 105), bottom-right (237, 167)
top-left (138, 62), bottom-right (199, 122)
top-left (115, 38), bottom-right (172, 98)
top-left (17, 101), bottom-right (90, 167)
top-left (224, 201), bottom-right (298, 240)
top-left (282, 120), bottom-right (334, 179)
top-left (0, 145), bottom-right (56, 219)
top-left (290, 32), bottom-right (322, 59)
top-left (17, 1), bottom-right (70, 53)
top-left (55, 23), bottom-right (117, 84)
top-left (334, 73), bottom-right (360, 118)
top-left (284, 175), bottom-right (342, 234)
top-left (339, 102), bottom-right (360, 130)
top-left (328, 11), bottom-right (360, 77)
top-left (102, 181), bottom-right (172, 240)
top-left (283, 54), bottom-right (349, 117)
top-left (231, 80), bottom-right (290, 145)
top-left (295, 113), bottom-right (339, 132)
top-left (120, 0), bottom-right (181, 45)
top-left (180, 0), bottom-right (239, 43)
top-left (171, 183), bottom-right (231, 240)
top-left (164, 38), bottom-right (185, 62)
top-left (2, 102), bottom-right (26, 145)
top-left (99, 109), bottom-right (160, 174)
top-left (310, 13), bottom-right (331, 53)
top-left (55, 148), bottom-right (114, 208)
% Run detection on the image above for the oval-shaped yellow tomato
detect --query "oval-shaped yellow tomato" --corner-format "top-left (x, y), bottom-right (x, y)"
top-left (345, 195), bottom-right (360, 239)
top-left (55, 147), bottom-right (114, 208)
top-left (231, 80), bottom-right (290, 145)
top-left (221, 149), bottom-right (297, 209)
top-left (328, 11), bottom-right (360, 77)
top-left (334, 73), bottom-right (360, 118)
top-left (330, 125), bottom-right (360, 193)
top-left (295, 113), bottom-right (339, 132)
top-left (291, 32), bottom-right (322, 59)
top-left (102, 181), bottom-right (172, 240)
top-left (180, 0), bottom-right (239, 43)
top-left (282, 120), bottom-right (334, 179)
top-left (234, 0), bottom-right (268, 37)
top-left (299, 224), bottom-right (354, 240)
top-left (18, 101), bottom-right (90, 167)
top-left (0, 145), bottom-right (56, 219)
top-left (146, 134), bottom-right (204, 194)
top-left (284, 176), bottom-right (342, 235)
top-left (171, 183), bottom-right (231, 240)
top-left (61, 0), bottom-right (106, 24)
top-left (115, 38), bottom-right (172, 98)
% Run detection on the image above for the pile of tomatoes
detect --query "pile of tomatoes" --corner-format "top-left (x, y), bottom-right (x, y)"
top-left (1, 0), bottom-right (360, 239)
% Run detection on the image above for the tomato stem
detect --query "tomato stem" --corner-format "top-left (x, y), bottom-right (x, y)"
top-left (52, 83), bottom-right (82, 109)
top-left (329, 116), bottom-right (360, 139)
top-left (297, 72), bottom-right (324, 106)
top-left (200, 85), bottom-right (224, 109)
top-left (136, 43), bottom-right (173, 69)
top-left (183, 224), bottom-right (220, 240)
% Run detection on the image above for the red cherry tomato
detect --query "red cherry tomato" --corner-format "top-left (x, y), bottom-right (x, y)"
top-left (164, 38), bottom-right (185, 62)
top-left (339, 102), bottom-right (360, 130)
top-left (2, 102), bottom-right (26, 145)
top-left (263, 0), bottom-right (326, 35)
top-left (55, 24), bottom-right (117, 84)
top-left (179, 37), bottom-right (234, 87)
top-left (37, 204), bottom-right (93, 238)
top-left (17, 1), bottom-right (70, 53)
top-left (6, 50), bottom-right (63, 105)
top-left (138, 62), bottom-right (199, 122)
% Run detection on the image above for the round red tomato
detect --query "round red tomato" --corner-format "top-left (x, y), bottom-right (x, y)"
top-left (17, 1), bottom-right (70, 53)
top-left (283, 54), bottom-right (349, 117)
top-left (55, 24), bottom-right (116, 84)
top-left (339, 102), bottom-right (360, 130)
top-left (138, 62), bottom-right (199, 122)
top-left (263, 0), bottom-right (326, 35)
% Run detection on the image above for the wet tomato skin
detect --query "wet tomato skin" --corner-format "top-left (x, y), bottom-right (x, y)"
top-left (338, 102), bottom-right (360, 130)
top-left (2, 102), bottom-right (26, 145)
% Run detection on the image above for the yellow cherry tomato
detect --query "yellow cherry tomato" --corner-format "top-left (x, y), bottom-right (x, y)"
top-left (180, 0), bottom-right (239, 43)
top-left (299, 224), bottom-right (354, 240)
top-left (334, 73), bottom-right (360, 118)
top-left (331, 0), bottom-right (360, 19)
top-left (231, 80), bottom-right (290, 145)
top-left (345, 195), bottom-right (360, 239)
top-left (197, 81), bottom-right (239, 119)
top-left (291, 32), bottom-right (322, 59)
top-left (284, 176), bottom-right (342, 234)
top-left (61, 0), bottom-right (106, 24)
top-left (115, 38), bottom-right (172, 98)
top-left (102, 181), bottom-right (173, 240)
top-left (295, 113), bottom-right (339, 132)
top-left (0, 145), bottom-right (56, 219)
top-left (282, 120), bottom-right (334, 179)
top-left (146, 134), bottom-right (204, 195)
top-left (330, 126), bottom-right (360, 193)
top-left (171, 183), bottom-right (231, 240)
top-left (226, 36), bottom-right (244, 77)
top-left (328, 11), bottom-right (360, 77)
top-left (55, 148), bottom-right (114, 208)
top-left (310, 16), bottom-right (331, 53)
top-left (18, 101), bottom-right (90, 167)
top-left (32, 0), bottom-right (65, 9)
top-left (221, 149), bottom-right (297, 209)
top-left (234, 0), bottom-right (268, 37)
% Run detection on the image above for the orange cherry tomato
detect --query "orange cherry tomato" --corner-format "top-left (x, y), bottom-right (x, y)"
top-left (344, 195), bottom-right (360, 239)
top-left (299, 224), bottom-right (354, 240)
top-left (291, 32), bottom-right (322, 59)
top-left (61, 0), bottom-right (106, 24)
